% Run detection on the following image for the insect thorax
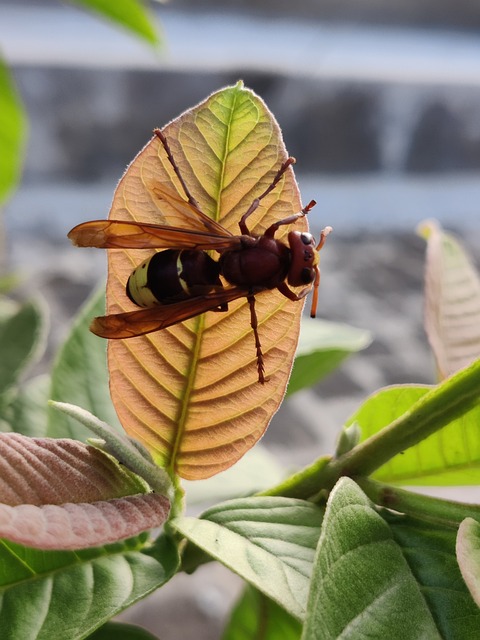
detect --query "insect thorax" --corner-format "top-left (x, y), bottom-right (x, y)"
top-left (221, 236), bottom-right (291, 290)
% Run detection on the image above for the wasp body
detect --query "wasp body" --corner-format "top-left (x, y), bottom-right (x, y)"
top-left (68, 129), bottom-right (331, 383)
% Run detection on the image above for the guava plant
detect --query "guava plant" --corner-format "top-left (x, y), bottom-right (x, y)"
top-left (0, 79), bottom-right (479, 640)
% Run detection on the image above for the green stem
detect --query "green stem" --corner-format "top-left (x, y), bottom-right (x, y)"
top-left (264, 358), bottom-right (480, 500)
top-left (357, 477), bottom-right (480, 527)
top-left (259, 456), bottom-right (331, 499)
top-left (178, 360), bottom-right (480, 573)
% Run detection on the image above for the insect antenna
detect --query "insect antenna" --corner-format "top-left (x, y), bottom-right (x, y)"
top-left (310, 266), bottom-right (321, 318)
top-left (310, 226), bottom-right (333, 318)
top-left (316, 225), bottom-right (333, 251)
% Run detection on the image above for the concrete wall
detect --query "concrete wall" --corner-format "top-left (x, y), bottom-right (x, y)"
top-left (9, 0), bottom-right (480, 29)
top-left (14, 66), bottom-right (480, 184)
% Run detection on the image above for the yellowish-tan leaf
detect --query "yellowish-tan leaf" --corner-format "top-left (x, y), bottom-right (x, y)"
top-left (106, 83), bottom-right (310, 479)
top-left (418, 219), bottom-right (480, 379)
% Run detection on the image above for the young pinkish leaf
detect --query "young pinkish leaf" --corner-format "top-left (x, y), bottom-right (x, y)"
top-left (0, 493), bottom-right (169, 550)
top-left (50, 400), bottom-right (173, 496)
top-left (418, 219), bottom-right (480, 379)
top-left (0, 432), bottom-right (170, 549)
top-left (0, 432), bottom-right (148, 505)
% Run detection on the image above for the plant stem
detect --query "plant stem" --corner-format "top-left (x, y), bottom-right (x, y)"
top-left (356, 477), bottom-right (480, 527)
top-left (259, 455), bottom-right (331, 499)
top-left (264, 358), bottom-right (480, 500)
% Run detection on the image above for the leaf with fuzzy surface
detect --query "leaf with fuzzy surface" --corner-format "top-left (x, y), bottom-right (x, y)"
top-left (302, 479), bottom-right (443, 640)
top-left (419, 220), bottom-right (480, 379)
top-left (48, 288), bottom-right (121, 441)
top-left (0, 432), bottom-right (170, 550)
top-left (223, 584), bottom-right (302, 639)
top-left (457, 517), bottom-right (480, 608)
top-left (0, 300), bottom-right (46, 406)
top-left (102, 83), bottom-right (311, 479)
top-left (347, 382), bottom-right (480, 485)
top-left (0, 534), bottom-right (179, 639)
top-left (173, 496), bottom-right (323, 620)
top-left (88, 621), bottom-right (161, 639)
top-left (288, 318), bottom-right (371, 396)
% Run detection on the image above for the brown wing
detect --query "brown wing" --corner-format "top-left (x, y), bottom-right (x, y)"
top-left (148, 182), bottom-right (234, 237)
top-left (68, 220), bottom-right (242, 251)
top-left (90, 287), bottom-right (252, 339)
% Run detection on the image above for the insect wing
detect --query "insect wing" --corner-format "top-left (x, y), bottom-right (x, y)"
top-left (68, 219), bottom-right (242, 251)
top-left (91, 287), bottom-right (250, 339)
top-left (149, 181), bottom-right (234, 237)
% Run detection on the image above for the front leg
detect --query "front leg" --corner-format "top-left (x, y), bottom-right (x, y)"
top-left (276, 281), bottom-right (311, 302)
top-left (277, 268), bottom-right (320, 318)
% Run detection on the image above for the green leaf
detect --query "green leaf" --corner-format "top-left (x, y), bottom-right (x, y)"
top-left (288, 319), bottom-right (371, 395)
top-left (0, 533), bottom-right (179, 640)
top-left (88, 621), bottom-right (160, 639)
top-left (334, 423), bottom-right (361, 457)
top-left (3, 374), bottom-right (49, 436)
top-left (222, 584), bottom-right (302, 640)
top-left (0, 299), bottom-right (46, 406)
top-left (0, 58), bottom-right (25, 205)
top-left (0, 273), bottom-right (22, 296)
top-left (302, 478), bottom-right (440, 639)
top-left (0, 419), bottom-right (11, 433)
top-left (172, 497), bottom-right (324, 621)
top-left (48, 287), bottom-right (121, 440)
top-left (97, 81), bottom-right (310, 480)
top-left (347, 384), bottom-right (480, 484)
top-left (71, 0), bottom-right (161, 45)
top-left (387, 512), bottom-right (480, 638)
top-left (457, 517), bottom-right (480, 608)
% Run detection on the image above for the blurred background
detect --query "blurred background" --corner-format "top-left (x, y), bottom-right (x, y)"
top-left (1, 0), bottom-right (480, 637)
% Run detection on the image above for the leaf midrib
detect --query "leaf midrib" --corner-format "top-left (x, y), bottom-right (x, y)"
top-left (169, 86), bottom-right (241, 475)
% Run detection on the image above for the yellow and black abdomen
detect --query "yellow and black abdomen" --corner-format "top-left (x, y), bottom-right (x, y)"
top-left (126, 249), bottom-right (222, 308)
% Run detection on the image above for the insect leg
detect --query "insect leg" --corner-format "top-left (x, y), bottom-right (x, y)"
top-left (247, 294), bottom-right (266, 384)
top-left (239, 157), bottom-right (296, 235)
top-left (264, 200), bottom-right (316, 238)
top-left (277, 270), bottom-right (320, 318)
top-left (154, 128), bottom-right (201, 209)
top-left (276, 281), bottom-right (311, 302)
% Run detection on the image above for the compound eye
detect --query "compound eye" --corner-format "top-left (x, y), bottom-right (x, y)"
top-left (301, 267), bottom-right (314, 284)
top-left (300, 232), bottom-right (314, 246)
